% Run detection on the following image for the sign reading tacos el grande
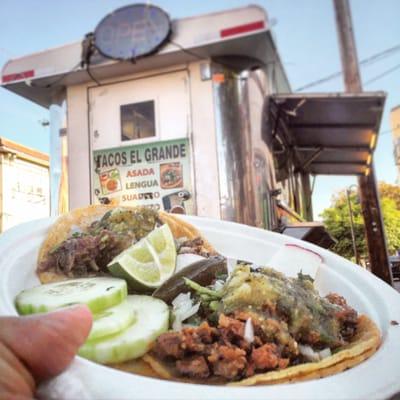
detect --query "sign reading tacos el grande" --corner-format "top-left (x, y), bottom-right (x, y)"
top-left (93, 139), bottom-right (193, 212)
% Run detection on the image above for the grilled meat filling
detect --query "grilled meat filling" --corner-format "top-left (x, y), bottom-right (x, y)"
top-left (176, 237), bottom-right (212, 257)
top-left (38, 207), bottom-right (159, 277)
top-left (153, 267), bottom-right (359, 381)
top-left (38, 207), bottom-right (211, 278)
top-left (153, 316), bottom-right (292, 380)
top-left (221, 265), bottom-right (356, 348)
top-left (39, 230), bottom-right (132, 277)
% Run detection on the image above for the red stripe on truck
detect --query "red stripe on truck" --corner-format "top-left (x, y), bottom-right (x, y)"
top-left (2, 70), bottom-right (34, 83)
top-left (220, 20), bottom-right (265, 38)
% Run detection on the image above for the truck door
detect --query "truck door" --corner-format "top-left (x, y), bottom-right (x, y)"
top-left (88, 69), bottom-right (193, 211)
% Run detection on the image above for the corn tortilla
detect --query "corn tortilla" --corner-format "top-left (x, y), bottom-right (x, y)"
top-left (36, 206), bottom-right (381, 385)
top-left (37, 205), bottom-right (216, 284)
top-left (142, 315), bottom-right (380, 386)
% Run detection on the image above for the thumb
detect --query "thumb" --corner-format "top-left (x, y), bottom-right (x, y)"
top-left (0, 305), bottom-right (92, 382)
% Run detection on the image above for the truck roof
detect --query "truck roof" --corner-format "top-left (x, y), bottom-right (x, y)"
top-left (1, 5), bottom-right (290, 108)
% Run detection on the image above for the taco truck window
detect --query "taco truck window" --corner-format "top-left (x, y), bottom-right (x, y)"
top-left (120, 100), bottom-right (156, 141)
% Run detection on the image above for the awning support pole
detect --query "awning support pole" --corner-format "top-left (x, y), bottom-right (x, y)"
top-left (346, 186), bottom-right (360, 265)
top-left (301, 172), bottom-right (313, 221)
top-left (296, 147), bottom-right (323, 172)
top-left (333, 0), bottom-right (393, 284)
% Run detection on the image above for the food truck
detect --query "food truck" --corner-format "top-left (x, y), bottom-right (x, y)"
top-left (0, 4), bottom-right (386, 250)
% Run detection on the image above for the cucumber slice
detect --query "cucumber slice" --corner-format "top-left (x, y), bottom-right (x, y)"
top-left (79, 295), bottom-right (169, 364)
top-left (88, 299), bottom-right (137, 341)
top-left (15, 277), bottom-right (127, 315)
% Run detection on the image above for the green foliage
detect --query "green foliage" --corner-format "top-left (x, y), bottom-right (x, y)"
top-left (379, 182), bottom-right (400, 209)
top-left (381, 197), bottom-right (400, 255)
top-left (321, 182), bottom-right (400, 261)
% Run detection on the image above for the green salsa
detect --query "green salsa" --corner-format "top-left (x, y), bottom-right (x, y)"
top-left (89, 207), bottom-right (158, 240)
top-left (222, 265), bottom-right (344, 348)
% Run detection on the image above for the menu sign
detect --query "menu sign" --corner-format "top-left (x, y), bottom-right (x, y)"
top-left (92, 138), bottom-right (193, 213)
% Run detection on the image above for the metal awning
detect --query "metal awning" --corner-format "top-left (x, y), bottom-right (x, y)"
top-left (267, 92), bottom-right (386, 175)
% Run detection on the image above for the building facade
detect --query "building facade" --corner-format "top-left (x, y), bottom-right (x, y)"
top-left (391, 105), bottom-right (400, 184)
top-left (0, 138), bottom-right (50, 231)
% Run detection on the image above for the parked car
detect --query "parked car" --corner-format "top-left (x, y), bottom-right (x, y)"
top-left (389, 256), bottom-right (400, 280)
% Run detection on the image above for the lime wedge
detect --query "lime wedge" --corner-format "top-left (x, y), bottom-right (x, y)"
top-left (107, 224), bottom-right (176, 291)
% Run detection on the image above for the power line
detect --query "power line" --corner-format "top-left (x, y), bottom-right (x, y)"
top-left (295, 71), bottom-right (342, 92)
top-left (295, 43), bottom-right (400, 91)
top-left (86, 63), bottom-right (102, 86)
top-left (29, 62), bottom-right (81, 89)
top-left (381, 126), bottom-right (400, 136)
top-left (364, 63), bottom-right (400, 86)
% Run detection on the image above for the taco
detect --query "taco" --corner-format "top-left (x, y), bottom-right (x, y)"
top-left (35, 207), bottom-right (380, 386)
top-left (143, 264), bottom-right (381, 385)
top-left (37, 205), bottom-right (216, 284)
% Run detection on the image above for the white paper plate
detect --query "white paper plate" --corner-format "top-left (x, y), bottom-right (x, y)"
top-left (1, 216), bottom-right (400, 400)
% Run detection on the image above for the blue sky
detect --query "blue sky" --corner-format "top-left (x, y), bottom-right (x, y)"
top-left (0, 0), bottom-right (399, 218)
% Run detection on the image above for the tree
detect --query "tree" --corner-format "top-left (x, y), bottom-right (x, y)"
top-left (379, 182), bottom-right (400, 209)
top-left (321, 182), bottom-right (400, 262)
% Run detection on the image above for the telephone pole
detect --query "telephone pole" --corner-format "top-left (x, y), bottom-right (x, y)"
top-left (333, 0), bottom-right (393, 285)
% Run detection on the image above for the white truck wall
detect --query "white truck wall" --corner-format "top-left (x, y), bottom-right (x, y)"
top-left (67, 83), bottom-right (91, 208)
top-left (88, 70), bottom-right (190, 149)
top-left (247, 69), bottom-right (279, 229)
top-left (0, 155), bottom-right (50, 231)
top-left (66, 62), bottom-right (220, 218)
top-left (188, 63), bottom-right (220, 218)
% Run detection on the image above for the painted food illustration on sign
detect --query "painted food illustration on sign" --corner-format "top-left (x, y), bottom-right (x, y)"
top-left (160, 162), bottom-right (183, 189)
top-left (93, 139), bottom-right (192, 212)
top-left (100, 169), bottom-right (122, 195)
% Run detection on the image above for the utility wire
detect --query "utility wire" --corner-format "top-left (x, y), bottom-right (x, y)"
top-left (30, 62), bottom-right (81, 89)
top-left (168, 39), bottom-right (203, 60)
top-left (364, 63), bottom-right (400, 86)
top-left (168, 39), bottom-right (279, 70)
top-left (168, 39), bottom-right (239, 70)
top-left (295, 71), bottom-right (342, 92)
top-left (86, 63), bottom-right (102, 86)
top-left (381, 126), bottom-right (400, 136)
top-left (295, 43), bottom-right (400, 91)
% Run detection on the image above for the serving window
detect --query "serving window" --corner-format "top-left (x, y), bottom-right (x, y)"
top-left (120, 100), bottom-right (156, 141)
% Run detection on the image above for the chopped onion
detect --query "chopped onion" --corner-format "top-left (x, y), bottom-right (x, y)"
top-left (172, 319), bottom-right (182, 331)
top-left (298, 344), bottom-right (320, 362)
top-left (172, 292), bottom-right (191, 307)
top-left (244, 318), bottom-right (254, 343)
top-left (177, 302), bottom-right (200, 322)
top-left (298, 345), bottom-right (332, 362)
top-left (172, 292), bottom-right (200, 331)
top-left (175, 254), bottom-right (205, 273)
top-left (212, 279), bottom-right (225, 291)
top-left (318, 348), bottom-right (332, 360)
top-left (226, 258), bottom-right (237, 276)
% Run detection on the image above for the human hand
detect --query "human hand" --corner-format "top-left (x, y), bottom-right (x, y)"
top-left (0, 305), bottom-right (92, 399)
